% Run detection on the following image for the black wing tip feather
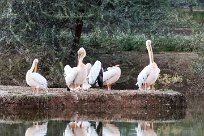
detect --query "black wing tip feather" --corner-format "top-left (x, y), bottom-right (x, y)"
top-left (97, 68), bottom-right (104, 88)
top-left (135, 84), bottom-right (139, 90)
top-left (66, 86), bottom-right (70, 91)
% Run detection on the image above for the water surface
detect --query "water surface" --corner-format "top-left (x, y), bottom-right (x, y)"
top-left (0, 95), bottom-right (203, 136)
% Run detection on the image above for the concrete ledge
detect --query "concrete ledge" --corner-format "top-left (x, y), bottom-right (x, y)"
top-left (0, 85), bottom-right (186, 121)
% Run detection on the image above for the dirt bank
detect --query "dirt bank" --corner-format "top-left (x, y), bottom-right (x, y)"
top-left (0, 85), bottom-right (186, 121)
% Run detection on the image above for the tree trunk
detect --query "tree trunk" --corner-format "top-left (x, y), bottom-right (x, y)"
top-left (189, 4), bottom-right (193, 13)
top-left (68, 18), bottom-right (83, 66)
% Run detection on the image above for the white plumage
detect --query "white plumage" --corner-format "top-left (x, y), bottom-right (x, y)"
top-left (25, 122), bottom-right (48, 136)
top-left (64, 65), bottom-right (78, 89)
top-left (136, 122), bottom-right (157, 136)
top-left (88, 60), bottom-right (102, 85)
top-left (64, 121), bottom-right (98, 136)
top-left (81, 63), bottom-right (93, 90)
top-left (26, 59), bottom-right (48, 94)
top-left (103, 65), bottom-right (121, 84)
top-left (86, 63), bottom-right (92, 75)
top-left (64, 47), bottom-right (87, 91)
top-left (103, 65), bottom-right (121, 91)
top-left (136, 40), bottom-right (160, 91)
top-left (136, 64), bottom-right (160, 89)
top-left (103, 123), bottom-right (120, 136)
top-left (81, 60), bottom-right (103, 90)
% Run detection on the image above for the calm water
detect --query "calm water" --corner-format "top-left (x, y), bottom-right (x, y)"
top-left (0, 95), bottom-right (203, 136)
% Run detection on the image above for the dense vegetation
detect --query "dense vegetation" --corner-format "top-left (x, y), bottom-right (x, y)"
top-left (0, 0), bottom-right (204, 87)
top-left (1, 0), bottom-right (203, 53)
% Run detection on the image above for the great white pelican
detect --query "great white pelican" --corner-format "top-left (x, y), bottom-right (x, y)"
top-left (25, 122), bottom-right (48, 136)
top-left (64, 47), bottom-right (87, 91)
top-left (135, 40), bottom-right (160, 91)
top-left (26, 59), bottom-right (48, 94)
top-left (103, 65), bottom-right (121, 91)
top-left (82, 60), bottom-right (103, 90)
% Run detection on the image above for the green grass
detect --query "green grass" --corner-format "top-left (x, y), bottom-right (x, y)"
top-left (80, 30), bottom-right (203, 53)
top-left (193, 10), bottom-right (204, 23)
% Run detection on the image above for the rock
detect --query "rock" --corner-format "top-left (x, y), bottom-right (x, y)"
top-left (0, 85), bottom-right (186, 122)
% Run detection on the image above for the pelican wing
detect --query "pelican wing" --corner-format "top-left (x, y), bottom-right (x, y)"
top-left (136, 65), bottom-right (151, 88)
top-left (64, 65), bottom-right (72, 78)
top-left (135, 123), bottom-right (143, 136)
top-left (30, 73), bottom-right (48, 88)
top-left (103, 124), bottom-right (120, 136)
top-left (146, 66), bottom-right (160, 84)
top-left (64, 65), bottom-right (78, 87)
top-left (86, 63), bottom-right (92, 75)
top-left (88, 60), bottom-right (102, 84)
top-left (103, 69), bottom-right (118, 82)
top-left (64, 125), bottom-right (74, 136)
top-left (82, 81), bottom-right (92, 90)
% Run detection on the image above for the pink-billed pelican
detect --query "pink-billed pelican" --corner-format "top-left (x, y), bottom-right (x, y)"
top-left (64, 47), bottom-right (87, 91)
top-left (81, 63), bottom-right (92, 90)
top-left (135, 40), bottom-right (160, 91)
top-left (82, 60), bottom-right (103, 90)
top-left (26, 59), bottom-right (48, 94)
top-left (88, 60), bottom-right (103, 87)
top-left (25, 122), bottom-right (48, 136)
top-left (136, 121), bottom-right (157, 136)
top-left (64, 121), bottom-right (98, 136)
top-left (103, 65), bottom-right (121, 91)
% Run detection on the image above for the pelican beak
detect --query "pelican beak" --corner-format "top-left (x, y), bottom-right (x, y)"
top-left (78, 52), bottom-right (81, 59)
top-left (147, 46), bottom-right (151, 53)
top-left (34, 63), bottom-right (37, 73)
top-left (115, 64), bottom-right (120, 67)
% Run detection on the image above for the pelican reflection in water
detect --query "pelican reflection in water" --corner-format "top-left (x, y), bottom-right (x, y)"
top-left (25, 122), bottom-right (48, 136)
top-left (63, 121), bottom-right (120, 136)
top-left (136, 121), bottom-right (157, 136)
top-left (63, 121), bottom-right (98, 136)
top-left (103, 123), bottom-right (120, 136)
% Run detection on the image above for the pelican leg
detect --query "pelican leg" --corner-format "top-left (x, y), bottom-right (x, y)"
top-left (45, 88), bottom-right (48, 93)
top-left (76, 86), bottom-right (82, 92)
top-left (152, 85), bottom-right (155, 92)
top-left (36, 88), bottom-right (39, 94)
top-left (33, 88), bottom-right (37, 95)
top-left (71, 83), bottom-right (77, 92)
top-left (141, 88), bottom-right (145, 92)
top-left (69, 122), bottom-right (76, 129)
top-left (31, 87), bottom-right (35, 94)
top-left (74, 83), bottom-right (77, 90)
top-left (107, 84), bottom-right (111, 91)
top-left (72, 85), bottom-right (81, 92)
top-left (144, 83), bottom-right (147, 91)
top-left (151, 84), bottom-right (156, 92)
top-left (80, 122), bottom-right (82, 128)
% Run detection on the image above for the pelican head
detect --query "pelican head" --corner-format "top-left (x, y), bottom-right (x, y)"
top-left (146, 40), bottom-right (153, 62)
top-left (78, 47), bottom-right (86, 59)
top-left (146, 40), bottom-right (152, 50)
top-left (33, 59), bottom-right (39, 72)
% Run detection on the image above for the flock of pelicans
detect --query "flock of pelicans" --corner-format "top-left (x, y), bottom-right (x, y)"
top-left (26, 40), bottom-right (160, 94)
top-left (24, 40), bottom-right (159, 136)
top-left (25, 121), bottom-right (157, 136)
